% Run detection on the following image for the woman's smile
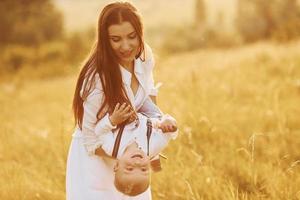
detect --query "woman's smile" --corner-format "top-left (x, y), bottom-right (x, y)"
top-left (120, 50), bottom-right (134, 58)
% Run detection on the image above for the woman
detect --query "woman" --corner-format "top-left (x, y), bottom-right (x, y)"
top-left (66, 2), bottom-right (161, 199)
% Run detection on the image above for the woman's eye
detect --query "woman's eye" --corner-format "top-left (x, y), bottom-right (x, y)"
top-left (111, 38), bottom-right (120, 42)
top-left (129, 34), bottom-right (136, 39)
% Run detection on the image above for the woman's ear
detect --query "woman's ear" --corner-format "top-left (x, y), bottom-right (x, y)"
top-left (136, 45), bottom-right (142, 59)
top-left (113, 161), bottom-right (119, 172)
top-left (136, 43), bottom-right (145, 60)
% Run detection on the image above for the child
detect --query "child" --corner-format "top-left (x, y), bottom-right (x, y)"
top-left (96, 98), bottom-right (178, 198)
top-left (100, 113), bottom-right (177, 198)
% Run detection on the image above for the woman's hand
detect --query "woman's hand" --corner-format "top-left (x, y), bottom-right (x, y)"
top-left (109, 103), bottom-right (135, 126)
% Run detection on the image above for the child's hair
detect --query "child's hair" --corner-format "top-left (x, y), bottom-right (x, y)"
top-left (114, 171), bottom-right (150, 196)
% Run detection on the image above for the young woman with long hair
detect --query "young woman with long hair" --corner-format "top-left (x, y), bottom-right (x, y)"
top-left (66, 2), bottom-right (161, 199)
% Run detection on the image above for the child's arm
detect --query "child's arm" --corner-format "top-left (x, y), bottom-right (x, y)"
top-left (94, 103), bottom-right (135, 159)
top-left (95, 147), bottom-right (113, 159)
top-left (159, 120), bottom-right (177, 133)
top-left (153, 114), bottom-right (178, 133)
top-left (148, 114), bottom-right (179, 158)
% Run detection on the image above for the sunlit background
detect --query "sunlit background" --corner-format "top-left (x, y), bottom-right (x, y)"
top-left (1, 0), bottom-right (300, 199)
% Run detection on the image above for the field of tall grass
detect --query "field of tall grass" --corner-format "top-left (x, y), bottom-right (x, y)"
top-left (0, 40), bottom-right (300, 199)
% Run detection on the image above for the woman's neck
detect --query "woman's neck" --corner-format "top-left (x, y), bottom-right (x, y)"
top-left (120, 60), bottom-right (134, 73)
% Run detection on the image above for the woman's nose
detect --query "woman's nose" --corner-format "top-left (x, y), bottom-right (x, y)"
top-left (120, 39), bottom-right (131, 51)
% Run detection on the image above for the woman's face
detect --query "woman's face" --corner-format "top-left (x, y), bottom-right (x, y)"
top-left (108, 21), bottom-right (140, 67)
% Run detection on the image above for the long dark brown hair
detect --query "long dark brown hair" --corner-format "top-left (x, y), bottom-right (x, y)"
top-left (73, 2), bottom-right (145, 129)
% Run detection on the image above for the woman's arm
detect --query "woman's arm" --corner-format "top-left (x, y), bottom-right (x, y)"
top-left (137, 44), bottom-right (164, 117)
top-left (149, 95), bottom-right (157, 104)
top-left (138, 96), bottom-right (163, 118)
top-left (144, 43), bottom-right (159, 99)
top-left (81, 87), bottom-right (116, 156)
top-left (79, 73), bottom-right (120, 156)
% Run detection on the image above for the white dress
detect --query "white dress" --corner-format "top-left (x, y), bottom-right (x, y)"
top-left (66, 44), bottom-right (159, 200)
top-left (66, 86), bottom-right (153, 200)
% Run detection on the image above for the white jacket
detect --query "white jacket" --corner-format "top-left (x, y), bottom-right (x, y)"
top-left (76, 44), bottom-right (159, 156)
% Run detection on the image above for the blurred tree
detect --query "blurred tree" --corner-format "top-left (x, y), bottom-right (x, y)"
top-left (0, 0), bottom-right (63, 47)
top-left (66, 27), bottom-right (95, 64)
top-left (272, 0), bottom-right (300, 41)
top-left (195, 0), bottom-right (206, 32)
top-left (236, 0), bottom-right (272, 42)
top-left (236, 0), bottom-right (300, 42)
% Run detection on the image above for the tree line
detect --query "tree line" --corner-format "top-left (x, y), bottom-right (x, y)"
top-left (0, 0), bottom-right (63, 47)
top-left (196, 0), bottom-right (300, 43)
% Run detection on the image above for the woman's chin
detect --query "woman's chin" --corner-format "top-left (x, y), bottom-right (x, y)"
top-left (120, 57), bottom-right (134, 64)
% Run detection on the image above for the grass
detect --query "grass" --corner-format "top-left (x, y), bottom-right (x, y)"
top-left (1, 40), bottom-right (300, 199)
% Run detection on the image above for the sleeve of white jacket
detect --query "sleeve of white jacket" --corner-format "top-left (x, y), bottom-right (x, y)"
top-left (100, 133), bottom-right (115, 157)
top-left (138, 96), bottom-right (163, 118)
top-left (144, 44), bottom-right (158, 97)
top-left (81, 87), bottom-right (116, 156)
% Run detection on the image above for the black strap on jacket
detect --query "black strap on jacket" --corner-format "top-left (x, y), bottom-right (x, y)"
top-left (112, 118), bottom-right (152, 159)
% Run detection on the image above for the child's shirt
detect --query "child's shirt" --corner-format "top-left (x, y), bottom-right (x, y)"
top-left (100, 113), bottom-right (177, 159)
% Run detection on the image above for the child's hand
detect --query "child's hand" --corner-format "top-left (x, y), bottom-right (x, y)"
top-left (159, 118), bottom-right (177, 133)
top-left (109, 103), bottom-right (135, 126)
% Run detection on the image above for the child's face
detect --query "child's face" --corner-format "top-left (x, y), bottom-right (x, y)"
top-left (114, 143), bottom-right (150, 195)
top-left (115, 143), bottom-right (150, 177)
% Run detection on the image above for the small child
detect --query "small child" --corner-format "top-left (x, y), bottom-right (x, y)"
top-left (96, 98), bottom-right (178, 198)
top-left (96, 97), bottom-right (178, 199)
top-left (102, 113), bottom-right (178, 197)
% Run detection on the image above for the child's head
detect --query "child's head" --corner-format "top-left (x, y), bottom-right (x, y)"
top-left (113, 143), bottom-right (150, 196)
